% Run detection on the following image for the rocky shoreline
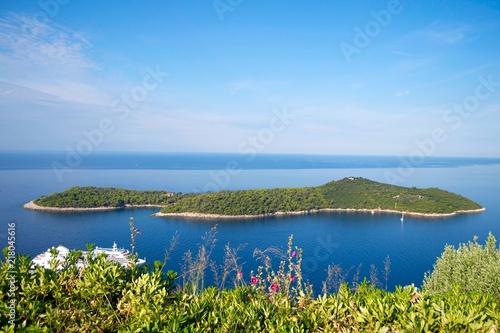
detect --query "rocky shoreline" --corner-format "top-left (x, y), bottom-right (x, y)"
top-left (152, 207), bottom-right (487, 219)
top-left (23, 200), bottom-right (486, 218)
top-left (23, 201), bottom-right (164, 212)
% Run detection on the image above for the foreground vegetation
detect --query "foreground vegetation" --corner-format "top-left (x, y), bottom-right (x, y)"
top-left (423, 233), bottom-right (500, 299)
top-left (2, 229), bottom-right (499, 332)
top-left (30, 177), bottom-right (483, 216)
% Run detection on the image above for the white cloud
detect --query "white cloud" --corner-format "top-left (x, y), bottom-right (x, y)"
top-left (17, 79), bottom-right (110, 106)
top-left (0, 80), bottom-right (51, 101)
top-left (395, 90), bottom-right (410, 97)
top-left (0, 13), bottom-right (110, 107)
top-left (390, 57), bottom-right (436, 74)
top-left (349, 82), bottom-right (365, 90)
top-left (392, 51), bottom-right (415, 57)
top-left (434, 63), bottom-right (496, 85)
top-left (474, 104), bottom-right (500, 119)
top-left (229, 79), bottom-right (254, 95)
top-left (419, 21), bottom-right (467, 44)
top-left (427, 29), bottom-right (464, 44)
top-left (0, 13), bottom-right (96, 71)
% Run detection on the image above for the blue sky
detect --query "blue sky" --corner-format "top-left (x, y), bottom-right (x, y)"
top-left (0, 0), bottom-right (499, 156)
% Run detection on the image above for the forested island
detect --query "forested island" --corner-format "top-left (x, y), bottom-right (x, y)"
top-left (26, 187), bottom-right (175, 211)
top-left (25, 177), bottom-right (485, 218)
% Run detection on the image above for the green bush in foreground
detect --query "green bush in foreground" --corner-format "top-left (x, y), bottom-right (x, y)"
top-left (423, 232), bottom-right (500, 301)
top-left (1, 233), bottom-right (499, 332)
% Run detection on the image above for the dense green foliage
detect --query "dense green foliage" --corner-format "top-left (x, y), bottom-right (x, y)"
top-left (164, 187), bottom-right (328, 216)
top-left (161, 177), bottom-right (483, 215)
top-left (2, 234), bottom-right (499, 332)
top-left (423, 233), bottom-right (500, 301)
top-left (34, 186), bottom-right (174, 208)
top-left (31, 178), bottom-right (483, 215)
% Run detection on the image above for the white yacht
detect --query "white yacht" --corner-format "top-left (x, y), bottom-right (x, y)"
top-left (31, 245), bottom-right (81, 270)
top-left (93, 242), bottom-right (146, 267)
top-left (31, 242), bottom-right (146, 270)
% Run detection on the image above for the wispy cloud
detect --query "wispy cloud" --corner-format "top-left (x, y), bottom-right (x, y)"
top-left (474, 104), bottom-right (500, 119)
top-left (390, 57), bottom-right (436, 74)
top-left (433, 62), bottom-right (496, 85)
top-left (0, 13), bottom-right (96, 72)
top-left (229, 79), bottom-right (254, 95)
top-left (395, 90), bottom-right (410, 97)
top-left (122, 108), bottom-right (281, 152)
top-left (419, 21), bottom-right (467, 44)
top-left (0, 81), bottom-right (50, 101)
top-left (392, 50), bottom-right (414, 57)
top-left (349, 82), bottom-right (365, 90)
top-left (0, 13), bottom-right (111, 106)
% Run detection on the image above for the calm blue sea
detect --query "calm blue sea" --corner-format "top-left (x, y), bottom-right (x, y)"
top-left (1, 152), bottom-right (500, 293)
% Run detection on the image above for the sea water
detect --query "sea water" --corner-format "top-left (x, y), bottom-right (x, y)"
top-left (1, 152), bottom-right (499, 292)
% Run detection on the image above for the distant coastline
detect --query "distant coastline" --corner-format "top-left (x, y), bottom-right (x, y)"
top-left (153, 207), bottom-right (487, 220)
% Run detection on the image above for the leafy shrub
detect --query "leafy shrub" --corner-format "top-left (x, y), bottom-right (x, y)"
top-left (2, 233), bottom-right (499, 332)
top-left (423, 232), bottom-right (500, 300)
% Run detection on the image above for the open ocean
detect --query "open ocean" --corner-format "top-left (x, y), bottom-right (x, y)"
top-left (1, 151), bottom-right (500, 293)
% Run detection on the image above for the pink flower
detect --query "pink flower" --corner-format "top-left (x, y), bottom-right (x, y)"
top-left (291, 250), bottom-right (297, 257)
top-left (290, 275), bottom-right (296, 282)
top-left (237, 271), bottom-right (243, 280)
top-left (250, 276), bottom-right (258, 285)
top-left (270, 283), bottom-right (279, 292)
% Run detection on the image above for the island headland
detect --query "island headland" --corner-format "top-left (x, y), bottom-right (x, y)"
top-left (25, 177), bottom-right (485, 219)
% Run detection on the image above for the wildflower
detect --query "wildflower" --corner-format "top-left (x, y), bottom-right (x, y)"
top-left (290, 275), bottom-right (296, 282)
top-left (270, 283), bottom-right (278, 292)
top-left (291, 250), bottom-right (297, 257)
top-left (250, 276), bottom-right (258, 285)
top-left (237, 271), bottom-right (243, 280)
